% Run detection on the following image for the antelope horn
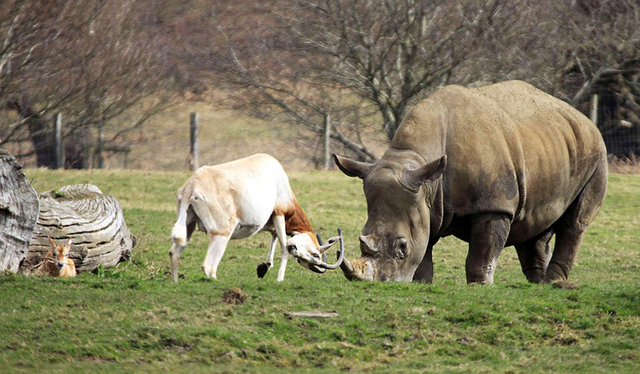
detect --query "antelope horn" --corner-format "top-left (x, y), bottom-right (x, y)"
top-left (316, 228), bottom-right (344, 269)
top-left (318, 235), bottom-right (340, 253)
top-left (316, 234), bottom-right (328, 263)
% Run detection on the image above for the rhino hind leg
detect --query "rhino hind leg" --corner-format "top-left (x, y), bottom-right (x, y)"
top-left (515, 229), bottom-right (553, 283)
top-left (465, 214), bottom-right (511, 285)
top-left (545, 161), bottom-right (607, 283)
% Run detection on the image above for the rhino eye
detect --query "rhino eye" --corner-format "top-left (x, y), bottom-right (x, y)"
top-left (394, 239), bottom-right (408, 260)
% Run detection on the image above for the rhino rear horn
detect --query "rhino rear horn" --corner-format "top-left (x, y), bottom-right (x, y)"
top-left (403, 155), bottom-right (447, 191)
top-left (333, 154), bottom-right (373, 179)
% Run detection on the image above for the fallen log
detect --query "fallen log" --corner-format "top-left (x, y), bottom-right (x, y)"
top-left (21, 184), bottom-right (135, 273)
top-left (0, 149), bottom-right (39, 273)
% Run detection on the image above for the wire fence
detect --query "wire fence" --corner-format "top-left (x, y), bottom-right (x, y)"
top-left (3, 103), bottom-right (640, 172)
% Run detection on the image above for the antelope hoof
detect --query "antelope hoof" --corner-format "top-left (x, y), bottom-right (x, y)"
top-left (202, 265), bottom-right (217, 280)
top-left (257, 262), bottom-right (270, 278)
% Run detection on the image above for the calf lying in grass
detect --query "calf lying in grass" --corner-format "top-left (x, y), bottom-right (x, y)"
top-left (43, 238), bottom-right (76, 278)
top-left (169, 153), bottom-right (343, 282)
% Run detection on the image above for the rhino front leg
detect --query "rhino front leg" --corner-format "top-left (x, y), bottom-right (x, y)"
top-left (413, 240), bottom-right (438, 283)
top-left (465, 214), bottom-right (511, 285)
top-left (515, 229), bottom-right (553, 283)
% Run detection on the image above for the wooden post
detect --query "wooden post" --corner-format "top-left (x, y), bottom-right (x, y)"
top-left (190, 112), bottom-right (199, 171)
top-left (96, 115), bottom-right (104, 169)
top-left (83, 123), bottom-right (92, 169)
top-left (123, 150), bottom-right (129, 169)
top-left (323, 113), bottom-right (331, 170)
top-left (590, 94), bottom-right (599, 126)
top-left (54, 113), bottom-right (64, 169)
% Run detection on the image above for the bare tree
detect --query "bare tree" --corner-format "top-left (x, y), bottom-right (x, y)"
top-left (496, 0), bottom-right (640, 155)
top-left (188, 0), bottom-right (519, 162)
top-left (282, 0), bottom-right (522, 140)
top-left (0, 0), bottom-right (178, 168)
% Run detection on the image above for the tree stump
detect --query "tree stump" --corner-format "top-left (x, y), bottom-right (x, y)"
top-left (0, 149), bottom-right (39, 273)
top-left (21, 184), bottom-right (135, 273)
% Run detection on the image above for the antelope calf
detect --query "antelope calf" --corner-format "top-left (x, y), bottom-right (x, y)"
top-left (43, 238), bottom-right (77, 278)
top-left (169, 153), bottom-right (343, 282)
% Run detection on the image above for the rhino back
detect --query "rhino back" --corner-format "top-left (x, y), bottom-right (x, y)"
top-left (390, 81), bottom-right (606, 242)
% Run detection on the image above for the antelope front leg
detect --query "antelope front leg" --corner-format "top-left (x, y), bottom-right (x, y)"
top-left (202, 233), bottom-right (232, 280)
top-left (277, 251), bottom-right (289, 282)
top-left (257, 234), bottom-right (278, 278)
top-left (273, 214), bottom-right (289, 282)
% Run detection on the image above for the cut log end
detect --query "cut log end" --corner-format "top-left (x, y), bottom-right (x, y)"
top-left (0, 149), bottom-right (39, 273)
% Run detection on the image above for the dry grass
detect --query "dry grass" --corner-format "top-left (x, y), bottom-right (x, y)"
top-left (608, 154), bottom-right (640, 174)
top-left (127, 99), bottom-right (388, 172)
top-left (7, 96), bottom-right (640, 174)
top-left (129, 100), bottom-right (307, 171)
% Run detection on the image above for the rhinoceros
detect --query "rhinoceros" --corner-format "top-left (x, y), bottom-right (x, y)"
top-left (334, 80), bottom-right (607, 284)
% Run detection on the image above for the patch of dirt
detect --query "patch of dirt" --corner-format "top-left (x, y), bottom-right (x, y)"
top-left (221, 287), bottom-right (248, 305)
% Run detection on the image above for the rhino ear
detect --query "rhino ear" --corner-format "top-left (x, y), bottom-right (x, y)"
top-left (404, 155), bottom-right (447, 190)
top-left (333, 154), bottom-right (373, 179)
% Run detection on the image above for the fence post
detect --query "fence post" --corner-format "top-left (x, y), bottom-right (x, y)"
top-left (54, 113), bottom-right (64, 169)
top-left (190, 112), bottom-right (199, 171)
top-left (590, 94), bottom-right (599, 126)
top-left (323, 113), bottom-right (331, 170)
top-left (83, 124), bottom-right (92, 169)
top-left (96, 116), bottom-right (104, 169)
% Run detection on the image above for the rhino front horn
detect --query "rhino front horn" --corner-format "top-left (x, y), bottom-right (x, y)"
top-left (339, 255), bottom-right (356, 281)
top-left (359, 234), bottom-right (379, 256)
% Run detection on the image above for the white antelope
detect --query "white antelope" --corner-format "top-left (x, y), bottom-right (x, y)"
top-left (169, 153), bottom-right (344, 282)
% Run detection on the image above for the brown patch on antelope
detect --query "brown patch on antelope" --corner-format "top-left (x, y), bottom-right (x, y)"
top-left (278, 198), bottom-right (315, 236)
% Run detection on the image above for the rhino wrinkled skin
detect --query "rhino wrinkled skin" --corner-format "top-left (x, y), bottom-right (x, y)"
top-left (335, 80), bottom-right (607, 285)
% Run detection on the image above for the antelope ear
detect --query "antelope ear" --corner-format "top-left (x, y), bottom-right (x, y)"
top-left (48, 237), bottom-right (56, 248)
top-left (65, 238), bottom-right (73, 247)
top-left (333, 154), bottom-right (373, 179)
top-left (403, 155), bottom-right (447, 191)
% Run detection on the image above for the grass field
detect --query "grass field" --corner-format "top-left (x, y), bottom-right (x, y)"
top-left (1, 169), bottom-right (638, 373)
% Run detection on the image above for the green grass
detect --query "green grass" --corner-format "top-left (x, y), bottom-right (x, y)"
top-left (1, 169), bottom-right (638, 373)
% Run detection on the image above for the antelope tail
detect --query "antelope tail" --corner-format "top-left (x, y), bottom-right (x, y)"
top-left (171, 184), bottom-right (193, 247)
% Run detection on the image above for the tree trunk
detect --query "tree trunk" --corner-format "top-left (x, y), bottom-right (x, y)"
top-left (21, 184), bottom-right (136, 273)
top-left (6, 99), bottom-right (57, 168)
top-left (0, 149), bottom-right (39, 273)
